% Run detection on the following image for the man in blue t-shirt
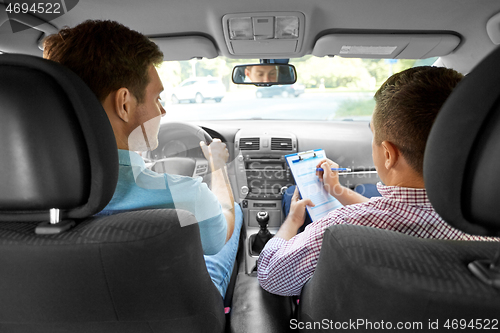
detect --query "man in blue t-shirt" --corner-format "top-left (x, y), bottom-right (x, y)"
top-left (43, 19), bottom-right (242, 298)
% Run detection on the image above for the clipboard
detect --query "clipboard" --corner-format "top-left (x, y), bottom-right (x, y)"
top-left (285, 149), bottom-right (343, 222)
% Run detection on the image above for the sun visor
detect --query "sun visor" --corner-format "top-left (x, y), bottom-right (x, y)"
top-left (312, 34), bottom-right (461, 59)
top-left (0, 3), bottom-right (59, 56)
top-left (151, 36), bottom-right (218, 61)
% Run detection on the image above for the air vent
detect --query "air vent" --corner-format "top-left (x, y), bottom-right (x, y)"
top-left (239, 137), bottom-right (260, 150)
top-left (271, 137), bottom-right (292, 151)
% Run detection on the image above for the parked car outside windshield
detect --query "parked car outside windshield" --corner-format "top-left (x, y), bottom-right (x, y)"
top-left (256, 84), bottom-right (306, 98)
top-left (170, 77), bottom-right (226, 104)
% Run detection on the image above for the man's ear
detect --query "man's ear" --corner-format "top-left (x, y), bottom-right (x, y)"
top-left (113, 87), bottom-right (134, 123)
top-left (381, 141), bottom-right (400, 170)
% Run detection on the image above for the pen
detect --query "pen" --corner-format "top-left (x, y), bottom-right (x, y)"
top-left (315, 168), bottom-right (352, 172)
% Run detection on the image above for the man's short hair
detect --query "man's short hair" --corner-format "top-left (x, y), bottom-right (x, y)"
top-left (43, 20), bottom-right (163, 103)
top-left (373, 66), bottom-right (464, 175)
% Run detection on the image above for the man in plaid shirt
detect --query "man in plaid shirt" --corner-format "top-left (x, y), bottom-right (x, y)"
top-left (257, 66), bottom-right (499, 297)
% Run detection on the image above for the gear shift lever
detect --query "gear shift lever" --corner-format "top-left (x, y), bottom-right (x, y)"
top-left (250, 211), bottom-right (274, 255)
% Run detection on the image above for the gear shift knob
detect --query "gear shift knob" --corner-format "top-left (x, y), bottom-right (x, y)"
top-left (256, 211), bottom-right (269, 228)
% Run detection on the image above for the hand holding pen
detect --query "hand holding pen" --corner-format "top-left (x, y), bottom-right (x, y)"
top-left (315, 158), bottom-right (342, 195)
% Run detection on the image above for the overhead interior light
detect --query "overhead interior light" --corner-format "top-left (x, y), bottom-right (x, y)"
top-left (228, 17), bottom-right (253, 40)
top-left (253, 17), bottom-right (274, 40)
top-left (228, 15), bottom-right (300, 41)
top-left (275, 16), bottom-right (299, 39)
top-left (223, 12), bottom-right (305, 56)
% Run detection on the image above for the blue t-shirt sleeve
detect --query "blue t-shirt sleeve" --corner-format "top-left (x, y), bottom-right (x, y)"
top-left (195, 182), bottom-right (227, 255)
top-left (165, 174), bottom-right (227, 255)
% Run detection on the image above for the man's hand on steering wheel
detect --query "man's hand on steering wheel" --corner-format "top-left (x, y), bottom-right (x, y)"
top-left (200, 138), bottom-right (229, 172)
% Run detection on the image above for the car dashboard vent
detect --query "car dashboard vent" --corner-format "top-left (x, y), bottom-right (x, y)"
top-left (271, 137), bottom-right (292, 151)
top-left (239, 137), bottom-right (260, 150)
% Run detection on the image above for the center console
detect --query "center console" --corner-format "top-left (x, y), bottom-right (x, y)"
top-left (233, 130), bottom-right (297, 274)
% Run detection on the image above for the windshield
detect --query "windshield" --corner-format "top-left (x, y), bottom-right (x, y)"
top-left (158, 56), bottom-right (437, 122)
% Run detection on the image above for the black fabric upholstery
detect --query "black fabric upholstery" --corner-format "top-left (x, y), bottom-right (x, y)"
top-left (0, 209), bottom-right (225, 332)
top-left (299, 225), bottom-right (500, 330)
top-left (0, 54), bottom-right (118, 221)
top-left (424, 46), bottom-right (500, 236)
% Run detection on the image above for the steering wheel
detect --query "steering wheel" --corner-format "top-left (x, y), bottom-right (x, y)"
top-left (148, 122), bottom-right (213, 181)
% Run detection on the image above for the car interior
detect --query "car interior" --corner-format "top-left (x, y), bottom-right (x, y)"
top-left (1, 0), bottom-right (500, 332)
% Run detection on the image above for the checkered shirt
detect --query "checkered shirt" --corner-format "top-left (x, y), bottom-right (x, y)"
top-left (257, 183), bottom-right (499, 296)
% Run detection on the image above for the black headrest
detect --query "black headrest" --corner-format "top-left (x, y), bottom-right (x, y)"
top-left (424, 46), bottom-right (500, 236)
top-left (0, 54), bottom-right (118, 222)
top-left (234, 66), bottom-right (246, 83)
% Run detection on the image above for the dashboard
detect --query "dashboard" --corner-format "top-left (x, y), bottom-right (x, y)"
top-left (150, 119), bottom-right (380, 273)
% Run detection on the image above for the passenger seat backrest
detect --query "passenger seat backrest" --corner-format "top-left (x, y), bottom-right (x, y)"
top-left (424, 47), bottom-right (500, 237)
top-left (0, 54), bottom-right (225, 332)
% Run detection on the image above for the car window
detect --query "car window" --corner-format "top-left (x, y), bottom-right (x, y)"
top-left (158, 56), bottom-right (438, 122)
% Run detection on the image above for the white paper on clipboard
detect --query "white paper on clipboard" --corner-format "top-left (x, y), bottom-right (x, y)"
top-left (285, 149), bottom-right (343, 222)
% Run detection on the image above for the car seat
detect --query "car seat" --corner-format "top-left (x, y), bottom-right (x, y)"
top-left (0, 54), bottom-right (225, 332)
top-left (233, 66), bottom-right (246, 83)
top-left (297, 46), bottom-right (500, 330)
top-left (354, 183), bottom-right (381, 198)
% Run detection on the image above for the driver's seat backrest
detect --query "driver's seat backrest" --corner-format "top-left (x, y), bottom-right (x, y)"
top-left (0, 54), bottom-right (225, 332)
top-left (298, 46), bottom-right (500, 326)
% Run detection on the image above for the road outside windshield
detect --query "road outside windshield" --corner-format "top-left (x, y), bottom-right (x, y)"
top-left (158, 56), bottom-right (437, 122)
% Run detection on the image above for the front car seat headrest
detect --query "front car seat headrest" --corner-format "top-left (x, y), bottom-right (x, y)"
top-left (424, 46), bottom-right (500, 236)
top-left (0, 54), bottom-right (118, 222)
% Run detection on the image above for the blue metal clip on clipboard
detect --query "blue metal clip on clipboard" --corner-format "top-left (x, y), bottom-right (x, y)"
top-left (285, 149), bottom-right (343, 222)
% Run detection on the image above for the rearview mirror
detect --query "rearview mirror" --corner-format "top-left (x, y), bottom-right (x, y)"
top-left (232, 64), bottom-right (297, 86)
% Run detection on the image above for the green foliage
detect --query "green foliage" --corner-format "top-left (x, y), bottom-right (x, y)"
top-left (156, 61), bottom-right (182, 89)
top-left (361, 58), bottom-right (437, 86)
top-left (293, 55), bottom-right (375, 89)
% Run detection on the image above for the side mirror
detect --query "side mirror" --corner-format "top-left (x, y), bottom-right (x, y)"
top-left (232, 64), bottom-right (297, 86)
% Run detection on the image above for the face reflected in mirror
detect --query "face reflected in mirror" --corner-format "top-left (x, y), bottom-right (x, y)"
top-left (232, 63), bottom-right (296, 85)
top-left (244, 65), bottom-right (278, 83)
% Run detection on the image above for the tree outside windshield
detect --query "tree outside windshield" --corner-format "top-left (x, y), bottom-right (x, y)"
top-left (158, 56), bottom-right (437, 122)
